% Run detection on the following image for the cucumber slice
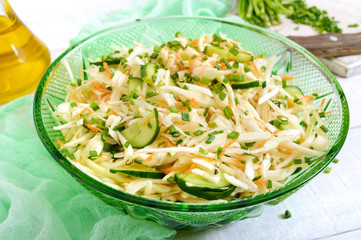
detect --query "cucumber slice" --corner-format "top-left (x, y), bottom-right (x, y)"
top-left (231, 80), bottom-right (260, 89)
top-left (140, 63), bottom-right (177, 86)
top-left (128, 77), bottom-right (145, 94)
top-left (140, 63), bottom-right (158, 85)
top-left (121, 108), bottom-right (160, 148)
top-left (110, 166), bottom-right (165, 179)
top-left (284, 85), bottom-right (304, 99)
top-left (204, 46), bottom-right (253, 62)
top-left (175, 173), bottom-right (235, 200)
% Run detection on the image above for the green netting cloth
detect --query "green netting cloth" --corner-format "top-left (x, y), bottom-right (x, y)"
top-left (0, 95), bottom-right (175, 239)
top-left (0, 0), bottom-right (243, 239)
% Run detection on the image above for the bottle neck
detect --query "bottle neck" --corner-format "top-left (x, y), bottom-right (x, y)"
top-left (0, 0), bottom-right (17, 32)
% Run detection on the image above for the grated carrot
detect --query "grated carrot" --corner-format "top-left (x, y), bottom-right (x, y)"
top-left (256, 138), bottom-right (269, 148)
top-left (278, 145), bottom-right (293, 155)
top-left (187, 163), bottom-right (197, 173)
top-left (254, 178), bottom-right (266, 187)
top-left (139, 93), bottom-right (146, 100)
top-left (85, 124), bottom-right (104, 132)
top-left (145, 153), bottom-right (155, 162)
top-left (281, 76), bottom-right (294, 80)
top-left (103, 62), bottom-right (112, 79)
top-left (254, 117), bottom-right (266, 129)
top-left (320, 98), bottom-right (326, 108)
top-left (163, 165), bottom-right (190, 174)
top-left (191, 39), bottom-right (199, 45)
top-left (77, 107), bottom-right (92, 116)
top-left (73, 159), bottom-right (85, 167)
top-left (250, 62), bottom-right (260, 79)
top-left (230, 159), bottom-right (245, 170)
top-left (56, 139), bottom-right (65, 149)
top-left (235, 153), bottom-right (252, 159)
top-left (220, 138), bottom-right (238, 165)
top-left (225, 72), bottom-right (242, 77)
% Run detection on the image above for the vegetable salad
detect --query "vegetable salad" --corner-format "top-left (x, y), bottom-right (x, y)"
top-left (53, 33), bottom-right (330, 202)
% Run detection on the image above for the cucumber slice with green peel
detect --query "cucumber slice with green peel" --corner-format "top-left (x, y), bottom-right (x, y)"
top-left (120, 108), bottom-right (160, 148)
top-left (110, 166), bottom-right (165, 179)
top-left (231, 80), bottom-right (260, 89)
top-left (175, 173), bottom-right (235, 200)
top-left (204, 46), bottom-right (253, 62)
top-left (140, 63), bottom-right (177, 86)
top-left (284, 85), bottom-right (304, 99)
top-left (128, 77), bottom-right (145, 94)
top-left (169, 78), bottom-right (177, 86)
top-left (140, 63), bottom-right (158, 85)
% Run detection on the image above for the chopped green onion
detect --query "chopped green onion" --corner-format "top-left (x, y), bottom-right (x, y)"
top-left (229, 48), bottom-right (239, 56)
top-left (252, 175), bottom-right (261, 181)
top-left (235, 98), bottom-right (240, 105)
top-left (70, 102), bottom-right (77, 108)
top-left (89, 150), bottom-right (98, 159)
top-left (240, 145), bottom-right (248, 150)
top-left (219, 92), bottom-right (227, 101)
top-left (167, 176), bottom-right (175, 183)
top-left (176, 139), bottom-right (183, 146)
top-left (348, 23), bottom-right (359, 28)
top-left (90, 101), bottom-right (100, 111)
top-left (216, 147), bottom-right (223, 159)
top-left (320, 125), bottom-right (328, 133)
top-left (245, 142), bottom-right (256, 147)
top-left (333, 159), bottom-right (339, 164)
top-left (200, 77), bottom-right (211, 85)
top-left (158, 141), bottom-right (166, 147)
top-left (205, 135), bottom-right (215, 144)
top-left (324, 167), bottom-right (332, 173)
top-left (134, 158), bottom-right (142, 165)
top-left (199, 147), bottom-right (208, 155)
top-left (181, 113), bottom-right (190, 121)
top-left (319, 112), bottom-right (326, 118)
top-left (293, 159), bottom-right (302, 164)
top-left (101, 129), bottom-right (109, 142)
top-left (224, 106), bottom-right (234, 119)
top-left (194, 130), bottom-right (205, 136)
top-left (124, 142), bottom-right (130, 148)
top-left (203, 107), bottom-right (209, 117)
top-left (170, 106), bottom-right (178, 113)
top-left (284, 210), bottom-right (291, 219)
top-left (227, 131), bottom-right (239, 139)
top-left (147, 122), bottom-right (152, 129)
top-left (99, 66), bottom-right (105, 72)
top-left (267, 180), bottom-right (272, 188)
top-left (208, 122), bottom-right (217, 128)
top-left (184, 131), bottom-right (190, 136)
top-left (214, 65), bottom-right (221, 70)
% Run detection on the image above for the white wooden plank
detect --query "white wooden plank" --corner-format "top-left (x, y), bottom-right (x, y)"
top-left (176, 128), bottom-right (361, 239)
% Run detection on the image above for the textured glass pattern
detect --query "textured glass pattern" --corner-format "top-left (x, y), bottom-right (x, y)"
top-left (33, 17), bottom-right (349, 230)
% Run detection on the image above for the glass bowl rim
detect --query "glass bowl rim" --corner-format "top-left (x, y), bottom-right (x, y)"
top-left (33, 16), bottom-right (349, 212)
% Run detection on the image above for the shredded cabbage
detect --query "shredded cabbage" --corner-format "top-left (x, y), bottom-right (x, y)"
top-left (53, 33), bottom-right (330, 202)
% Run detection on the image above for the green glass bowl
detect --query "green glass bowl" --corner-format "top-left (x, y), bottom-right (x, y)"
top-left (33, 16), bottom-right (349, 230)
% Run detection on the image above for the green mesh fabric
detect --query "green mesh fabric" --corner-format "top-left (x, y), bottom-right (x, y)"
top-left (0, 95), bottom-right (175, 239)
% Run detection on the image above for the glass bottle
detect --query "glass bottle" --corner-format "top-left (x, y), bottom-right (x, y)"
top-left (0, 0), bottom-right (50, 103)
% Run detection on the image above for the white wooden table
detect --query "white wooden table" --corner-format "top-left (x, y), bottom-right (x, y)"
top-left (10, 0), bottom-right (361, 239)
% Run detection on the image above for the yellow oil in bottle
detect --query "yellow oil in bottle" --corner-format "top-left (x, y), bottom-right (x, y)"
top-left (0, 1), bottom-right (50, 103)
